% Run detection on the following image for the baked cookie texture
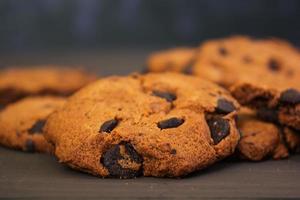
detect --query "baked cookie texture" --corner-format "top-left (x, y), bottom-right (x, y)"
top-left (147, 36), bottom-right (300, 131)
top-left (0, 67), bottom-right (96, 106)
top-left (0, 96), bottom-right (66, 153)
top-left (45, 73), bottom-right (240, 178)
top-left (237, 108), bottom-right (300, 161)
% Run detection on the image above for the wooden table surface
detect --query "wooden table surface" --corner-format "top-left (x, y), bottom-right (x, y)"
top-left (0, 50), bottom-right (299, 199)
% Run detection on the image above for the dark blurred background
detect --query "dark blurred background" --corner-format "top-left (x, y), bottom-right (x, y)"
top-left (0, 0), bottom-right (299, 74)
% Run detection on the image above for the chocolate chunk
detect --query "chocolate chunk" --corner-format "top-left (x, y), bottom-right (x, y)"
top-left (250, 96), bottom-right (271, 107)
top-left (157, 117), bottom-right (184, 129)
top-left (268, 58), bottom-right (280, 71)
top-left (152, 90), bottom-right (177, 102)
top-left (100, 119), bottom-right (119, 133)
top-left (279, 89), bottom-right (300, 104)
top-left (216, 98), bottom-right (236, 114)
top-left (171, 149), bottom-right (177, 155)
top-left (219, 47), bottom-right (228, 56)
top-left (257, 108), bottom-right (278, 123)
top-left (207, 116), bottom-right (230, 144)
top-left (101, 143), bottom-right (143, 178)
top-left (28, 120), bottom-right (46, 134)
top-left (124, 143), bottom-right (143, 163)
top-left (25, 139), bottom-right (35, 153)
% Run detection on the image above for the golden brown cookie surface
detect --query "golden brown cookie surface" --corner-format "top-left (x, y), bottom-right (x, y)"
top-left (0, 96), bottom-right (66, 153)
top-left (0, 67), bottom-right (96, 105)
top-left (45, 73), bottom-right (240, 178)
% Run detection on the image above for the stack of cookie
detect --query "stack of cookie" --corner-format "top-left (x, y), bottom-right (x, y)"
top-left (0, 36), bottom-right (299, 179)
top-left (147, 36), bottom-right (300, 161)
top-left (0, 67), bottom-right (96, 153)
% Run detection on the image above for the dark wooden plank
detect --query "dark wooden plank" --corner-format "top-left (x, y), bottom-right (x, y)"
top-left (1, 147), bottom-right (300, 199)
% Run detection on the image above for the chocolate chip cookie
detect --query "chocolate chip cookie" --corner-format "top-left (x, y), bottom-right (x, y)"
top-left (45, 73), bottom-right (240, 178)
top-left (0, 67), bottom-right (96, 106)
top-left (196, 36), bottom-right (300, 130)
top-left (0, 96), bottom-right (66, 153)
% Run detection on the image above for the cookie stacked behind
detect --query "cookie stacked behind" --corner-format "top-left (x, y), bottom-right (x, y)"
top-left (147, 36), bottom-right (300, 161)
top-left (0, 66), bottom-right (96, 106)
top-left (44, 73), bottom-right (240, 178)
top-left (0, 66), bottom-right (97, 153)
top-left (195, 36), bottom-right (300, 130)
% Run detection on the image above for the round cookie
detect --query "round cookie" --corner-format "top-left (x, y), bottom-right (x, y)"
top-left (45, 73), bottom-right (240, 178)
top-left (0, 67), bottom-right (96, 106)
top-left (0, 96), bottom-right (66, 153)
top-left (237, 108), bottom-right (288, 161)
top-left (193, 36), bottom-right (300, 87)
top-left (194, 36), bottom-right (300, 130)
